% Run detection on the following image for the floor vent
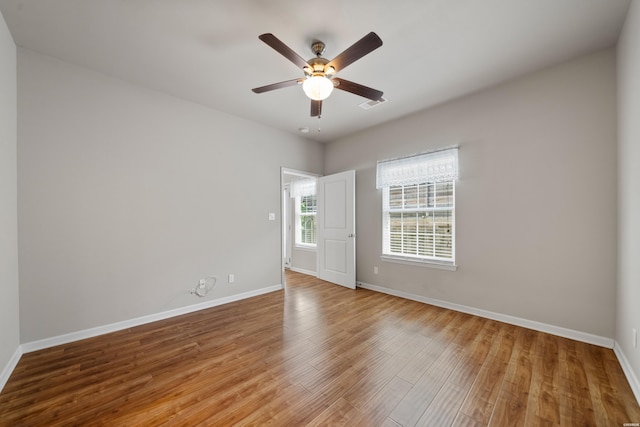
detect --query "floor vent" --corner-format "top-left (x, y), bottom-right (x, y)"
top-left (359, 97), bottom-right (388, 110)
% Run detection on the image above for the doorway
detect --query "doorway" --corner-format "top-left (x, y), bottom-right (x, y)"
top-left (281, 168), bottom-right (320, 286)
top-left (280, 167), bottom-right (357, 289)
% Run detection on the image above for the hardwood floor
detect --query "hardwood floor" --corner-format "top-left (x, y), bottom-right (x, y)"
top-left (1, 270), bottom-right (639, 426)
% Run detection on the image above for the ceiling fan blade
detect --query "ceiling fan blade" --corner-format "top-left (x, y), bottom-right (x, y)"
top-left (311, 100), bottom-right (322, 117)
top-left (252, 78), bottom-right (303, 94)
top-left (326, 32), bottom-right (383, 72)
top-left (332, 78), bottom-right (383, 101)
top-left (259, 33), bottom-right (309, 69)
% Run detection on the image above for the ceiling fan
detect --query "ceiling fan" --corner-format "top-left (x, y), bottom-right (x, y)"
top-left (252, 32), bottom-right (384, 118)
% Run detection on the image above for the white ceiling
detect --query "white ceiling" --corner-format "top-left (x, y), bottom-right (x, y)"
top-left (0, 0), bottom-right (631, 143)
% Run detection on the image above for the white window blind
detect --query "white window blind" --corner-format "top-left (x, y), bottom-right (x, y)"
top-left (376, 148), bottom-right (458, 189)
top-left (290, 178), bottom-right (317, 198)
top-left (377, 148), bottom-right (458, 266)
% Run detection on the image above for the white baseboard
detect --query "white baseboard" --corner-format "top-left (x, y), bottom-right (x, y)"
top-left (21, 284), bottom-right (283, 354)
top-left (288, 267), bottom-right (317, 277)
top-left (0, 346), bottom-right (23, 393)
top-left (614, 342), bottom-right (640, 405)
top-left (356, 281), bottom-right (615, 349)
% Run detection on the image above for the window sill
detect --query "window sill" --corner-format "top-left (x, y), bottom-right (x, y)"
top-left (295, 244), bottom-right (317, 252)
top-left (380, 255), bottom-right (457, 271)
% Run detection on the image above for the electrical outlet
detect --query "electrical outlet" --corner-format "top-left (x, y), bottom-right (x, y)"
top-left (374, 266), bottom-right (378, 274)
top-left (199, 279), bottom-right (206, 289)
top-left (228, 274), bottom-right (235, 284)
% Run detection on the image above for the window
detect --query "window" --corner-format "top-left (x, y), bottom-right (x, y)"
top-left (290, 178), bottom-right (317, 249)
top-left (384, 182), bottom-right (454, 260)
top-left (377, 148), bottom-right (458, 267)
top-left (295, 194), bottom-right (317, 247)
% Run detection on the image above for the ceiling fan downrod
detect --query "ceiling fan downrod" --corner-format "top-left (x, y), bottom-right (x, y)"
top-left (311, 40), bottom-right (326, 57)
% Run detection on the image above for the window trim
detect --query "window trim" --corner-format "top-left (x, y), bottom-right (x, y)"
top-left (295, 242), bottom-right (317, 251)
top-left (380, 254), bottom-right (457, 271)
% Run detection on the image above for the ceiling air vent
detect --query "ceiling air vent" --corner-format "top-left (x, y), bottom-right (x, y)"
top-left (359, 97), bottom-right (387, 110)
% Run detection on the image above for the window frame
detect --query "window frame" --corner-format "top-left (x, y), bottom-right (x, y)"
top-left (294, 194), bottom-right (317, 250)
top-left (381, 180), bottom-right (456, 270)
top-left (376, 147), bottom-right (459, 271)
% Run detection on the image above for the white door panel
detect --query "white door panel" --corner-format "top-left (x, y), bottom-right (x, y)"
top-left (317, 170), bottom-right (356, 289)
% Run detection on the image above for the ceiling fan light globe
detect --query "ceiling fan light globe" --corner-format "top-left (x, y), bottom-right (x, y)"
top-left (303, 75), bottom-right (334, 101)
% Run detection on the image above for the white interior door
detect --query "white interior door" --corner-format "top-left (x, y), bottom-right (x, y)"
top-left (316, 170), bottom-right (356, 289)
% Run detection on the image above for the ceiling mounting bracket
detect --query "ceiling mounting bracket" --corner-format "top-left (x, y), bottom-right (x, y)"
top-left (311, 40), bottom-right (326, 57)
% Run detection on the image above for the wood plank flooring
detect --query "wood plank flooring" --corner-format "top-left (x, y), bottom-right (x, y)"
top-left (1, 270), bottom-right (639, 426)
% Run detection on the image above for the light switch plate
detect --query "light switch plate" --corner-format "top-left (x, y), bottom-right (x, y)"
top-left (268, 212), bottom-right (276, 221)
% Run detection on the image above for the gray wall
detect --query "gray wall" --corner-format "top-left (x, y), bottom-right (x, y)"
top-left (0, 10), bottom-right (19, 378)
top-left (325, 49), bottom-right (617, 338)
top-left (17, 49), bottom-right (323, 343)
top-left (617, 0), bottom-right (640, 388)
top-left (290, 246), bottom-right (316, 274)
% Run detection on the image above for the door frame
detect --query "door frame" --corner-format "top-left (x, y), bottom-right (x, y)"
top-left (283, 183), bottom-right (292, 269)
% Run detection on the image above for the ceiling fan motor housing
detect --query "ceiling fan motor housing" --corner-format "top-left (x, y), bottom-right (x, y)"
top-left (304, 41), bottom-right (336, 77)
top-left (305, 57), bottom-right (333, 78)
